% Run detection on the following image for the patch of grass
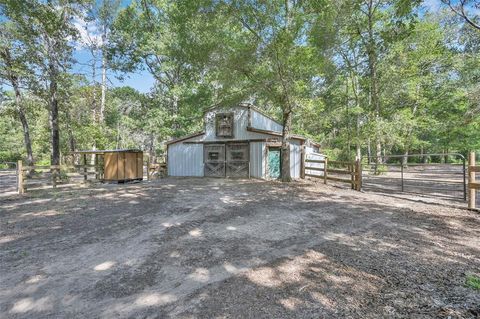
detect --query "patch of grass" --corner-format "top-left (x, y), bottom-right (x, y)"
top-left (465, 274), bottom-right (480, 290)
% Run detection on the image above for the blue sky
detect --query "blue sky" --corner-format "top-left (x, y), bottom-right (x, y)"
top-left (72, 49), bottom-right (155, 94)
top-left (71, 0), bottom-right (155, 93)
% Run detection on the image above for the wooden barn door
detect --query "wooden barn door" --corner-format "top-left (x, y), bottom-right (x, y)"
top-left (204, 144), bottom-right (226, 177)
top-left (226, 143), bottom-right (249, 178)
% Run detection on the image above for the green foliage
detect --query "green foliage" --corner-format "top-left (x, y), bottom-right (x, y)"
top-left (0, 0), bottom-right (479, 166)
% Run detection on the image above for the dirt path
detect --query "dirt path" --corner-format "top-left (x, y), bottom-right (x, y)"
top-left (0, 178), bottom-right (479, 318)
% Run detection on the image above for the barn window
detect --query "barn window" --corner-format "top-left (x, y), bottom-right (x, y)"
top-left (216, 113), bottom-right (234, 137)
top-left (208, 151), bottom-right (220, 161)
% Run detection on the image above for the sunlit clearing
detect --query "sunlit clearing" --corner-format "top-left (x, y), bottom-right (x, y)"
top-left (169, 251), bottom-right (180, 258)
top-left (25, 275), bottom-right (44, 284)
top-left (226, 226), bottom-right (236, 230)
top-left (223, 262), bottom-right (248, 274)
top-left (10, 297), bottom-right (52, 313)
top-left (189, 228), bottom-right (202, 237)
top-left (94, 261), bottom-right (115, 271)
top-left (310, 292), bottom-right (336, 310)
top-left (279, 297), bottom-right (302, 310)
top-left (21, 210), bottom-right (62, 217)
top-left (128, 200), bottom-right (139, 204)
top-left (0, 235), bottom-right (20, 244)
top-left (188, 268), bottom-right (210, 282)
top-left (135, 293), bottom-right (177, 307)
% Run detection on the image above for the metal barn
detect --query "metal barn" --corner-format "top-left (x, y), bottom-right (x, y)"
top-left (166, 104), bottom-right (320, 179)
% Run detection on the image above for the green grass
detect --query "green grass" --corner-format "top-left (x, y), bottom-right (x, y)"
top-left (465, 274), bottom-right (480, 291)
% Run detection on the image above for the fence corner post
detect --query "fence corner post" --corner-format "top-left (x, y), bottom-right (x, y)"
top-left (468, 151), bottom-right (476, 209)
top-left (323, 157), bottom-right (328, 185)
top-left (17, 160), bottom-right (24, 194)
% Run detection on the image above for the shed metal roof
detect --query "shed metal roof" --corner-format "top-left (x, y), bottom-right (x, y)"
top-left (70, 149), bottom-right (142, 154)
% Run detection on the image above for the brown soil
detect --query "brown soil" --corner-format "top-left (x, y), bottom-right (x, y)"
top-left (0, 178), bottom-right (479, 318)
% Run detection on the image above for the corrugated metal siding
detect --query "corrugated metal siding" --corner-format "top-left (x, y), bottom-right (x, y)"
top-left (168, 143), bottom-right (203, 176)
top-left (251, 109), bottom-right (283, 133)
top-left (250, 142), bottom-right (265, 178)
top-left (289, 140), bottom-right (302, 179)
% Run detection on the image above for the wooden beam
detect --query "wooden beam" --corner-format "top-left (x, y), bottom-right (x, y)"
top-left (468, 183), bottom-right (480, 190)
top-left (469, 166), bottom-right (480, 172)
top-left (305, 159), bottom-right (325, 164)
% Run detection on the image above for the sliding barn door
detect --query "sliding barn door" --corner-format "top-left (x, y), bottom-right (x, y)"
top-left (204, 144), bottom-right (226, 177)
top-left (226, 143), bottom-right (249, 178)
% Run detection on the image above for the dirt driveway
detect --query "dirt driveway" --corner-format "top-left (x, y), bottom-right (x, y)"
top-left (0, 178), bottom-right (479, 318)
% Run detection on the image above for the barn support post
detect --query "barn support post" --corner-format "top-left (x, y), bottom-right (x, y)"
top-left (300, 142), bottom-right (305, 179)
top-left (323, 157), bottom-right (328, 185)
top-left (17, 160), bottom-right (24, 194)
top-left (468, 152), bottom-right (476, 210)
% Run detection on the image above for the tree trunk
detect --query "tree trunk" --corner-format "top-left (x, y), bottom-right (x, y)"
top-left (91, 47), bottom-right (97, 122)
top-left (49, 62), bottom-right (60, 166)
top-left (100, 26), bottom-right (107, 122)
top-left (281, 109), bottom-right (292, 182)
top-left (1, 49), bottom-right (34, 167)
top-left (366, 0), bottom-right (382, 165)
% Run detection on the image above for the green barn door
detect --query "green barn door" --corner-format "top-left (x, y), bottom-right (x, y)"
top-left (268, 148), bottom-right (281, 179)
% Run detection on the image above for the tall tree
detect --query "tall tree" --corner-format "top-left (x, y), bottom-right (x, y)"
top-left (1, 0), bottom-right (83, 165)
top-left (0, 22), bottom-right (34, 166)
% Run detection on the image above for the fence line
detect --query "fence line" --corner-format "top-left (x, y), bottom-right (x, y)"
top-left (304, 154), bottom-right (362, 191)
top-left (17, 160), bottom-right (103, 194)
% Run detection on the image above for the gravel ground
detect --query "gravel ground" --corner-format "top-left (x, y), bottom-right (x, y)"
top-left (0, 178), bottom-right (479, 318)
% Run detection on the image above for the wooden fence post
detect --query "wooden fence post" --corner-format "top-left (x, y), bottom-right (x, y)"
top-left (52, 166), bottom-right (57, 189)
top-left (323, 157), bottom-right (328, 184)
top-left (468, 151), bottom-right (476, 209)
top-left (350, 163), bottom-right (354, 189)
top-left (83, 154), bottom-right (87, 182)
top-left (17, 160), bottom-right (24, 194)
top-left (147, 160), bottom-right (151, 181)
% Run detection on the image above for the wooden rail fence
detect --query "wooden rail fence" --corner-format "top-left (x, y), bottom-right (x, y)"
top-left (468, 151), bottom-right (479, 210)
top-left (305, 157), bottom-right (362, 191)
top-left (146, 162), bottom-right (167, 180)
top-left (17, 160), bottom-right (103, 194)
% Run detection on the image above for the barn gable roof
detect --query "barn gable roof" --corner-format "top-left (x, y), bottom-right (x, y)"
top-left (166, 103), bottom-right (320, 148)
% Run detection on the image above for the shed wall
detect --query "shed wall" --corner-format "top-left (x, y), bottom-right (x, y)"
top-left (167, 143), bottom-right (203, 176)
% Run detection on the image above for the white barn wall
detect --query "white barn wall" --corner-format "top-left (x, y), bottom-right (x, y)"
top-left (167, 143), bottom-right (203, 176)
top-left (250, 142), bottom-right (266, 178)
top-left (167, 105), bottom-right (321, 179)
top-left (289, 140), bottom-right (302, 179)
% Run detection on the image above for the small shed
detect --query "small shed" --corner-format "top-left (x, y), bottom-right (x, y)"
top-left (72, 149), bottom-right (144, 182)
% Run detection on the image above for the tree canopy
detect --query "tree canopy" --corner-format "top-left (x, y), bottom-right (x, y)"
top-left (0, 0), bottom-right (479, 172)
